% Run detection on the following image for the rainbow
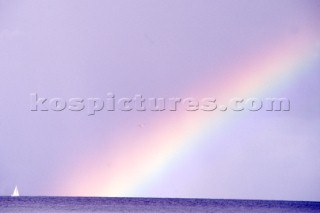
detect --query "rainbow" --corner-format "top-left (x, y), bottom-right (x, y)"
top-left (61, 31), bottom-right (319, 197)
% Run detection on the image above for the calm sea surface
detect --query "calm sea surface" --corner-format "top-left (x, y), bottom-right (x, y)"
top-left (0, 197), bottom-right (319, 213)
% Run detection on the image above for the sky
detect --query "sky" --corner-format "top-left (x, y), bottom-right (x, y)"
top-left (0, 0), bottom-right (320, 201)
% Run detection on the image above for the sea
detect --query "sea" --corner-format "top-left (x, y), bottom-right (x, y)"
top-left (0, 197), bottom-right (320, 213)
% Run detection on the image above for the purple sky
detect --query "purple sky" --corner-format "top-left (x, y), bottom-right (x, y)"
top-left (0, 0), bottom-right (320, 200)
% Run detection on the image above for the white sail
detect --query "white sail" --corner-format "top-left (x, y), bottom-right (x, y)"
top-left (11, 186), bottom-right (19, 197)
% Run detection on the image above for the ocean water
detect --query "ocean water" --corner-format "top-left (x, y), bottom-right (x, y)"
top-left (0, 197), bottom-right (319, 213)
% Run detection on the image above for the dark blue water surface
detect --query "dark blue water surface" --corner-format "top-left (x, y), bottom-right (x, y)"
top-left (0, 197), bottom-right (319, 212)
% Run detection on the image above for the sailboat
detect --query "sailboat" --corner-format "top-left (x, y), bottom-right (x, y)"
top-left (11, 185), bottom-right (19, 197)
